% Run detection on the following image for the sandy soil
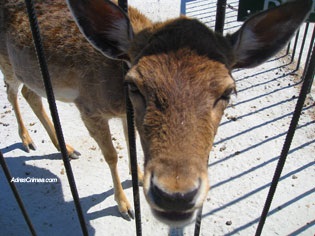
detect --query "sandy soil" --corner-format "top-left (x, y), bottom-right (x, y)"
top-left (1, 0), bottom-right (314, 235)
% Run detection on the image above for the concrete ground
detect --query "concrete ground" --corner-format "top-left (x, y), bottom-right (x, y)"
top-left (1, 1), bottom-right (314, 235)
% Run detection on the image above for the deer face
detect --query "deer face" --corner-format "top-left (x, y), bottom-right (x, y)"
top-left (127, 48), bottom-right (235, 225)
top-left (122, 18), bottom-right (239, 224)
top-left (67, 0), bottom-right (311, 226)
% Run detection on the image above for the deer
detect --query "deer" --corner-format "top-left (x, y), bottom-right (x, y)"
top-left (0, 0), bottom-right (311, 226)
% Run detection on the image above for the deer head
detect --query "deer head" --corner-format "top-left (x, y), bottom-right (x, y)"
top-left (67, 0), bottom-right (311, 226)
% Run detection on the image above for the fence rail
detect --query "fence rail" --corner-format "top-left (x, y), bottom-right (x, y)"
top-left (1, 0), bottom-right (314, 235)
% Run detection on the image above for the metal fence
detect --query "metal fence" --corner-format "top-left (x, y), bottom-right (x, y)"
top-left (0, 0), bottom-right (314, 235)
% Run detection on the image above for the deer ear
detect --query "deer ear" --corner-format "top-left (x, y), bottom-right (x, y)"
top-left (67, 0), bottom-right (133, 62)
top-left (229, 0), bottom-right (312, 69)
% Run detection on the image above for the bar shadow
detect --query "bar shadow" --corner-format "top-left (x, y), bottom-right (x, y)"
top-left (224, 186), bottom-right (315, 235)
top-left (204, 156), bottom-right (315, 235)
top-left (1, 143), bottom-right (33, 154)
top-left (181, 0), bottom-right (216, 16)
top-left (0, 154), bottom-right (133, 235)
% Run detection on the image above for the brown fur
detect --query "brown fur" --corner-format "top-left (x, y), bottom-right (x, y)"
top-left (126, 47), bottom-right (234, 223)
top-left (0, 0), bottom-right (232, 221)
top-left (0, 0), bottom-right (151, 218)
top-left (67, 0), bottom-right (312, 226)
top-left (1, 0), bottom-right (310, 225)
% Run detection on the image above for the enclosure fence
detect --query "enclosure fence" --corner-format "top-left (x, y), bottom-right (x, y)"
top-left (0, 0), bottom-right (314, 235)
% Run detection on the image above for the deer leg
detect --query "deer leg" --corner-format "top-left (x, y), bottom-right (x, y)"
top-left (80, 114), bottom-right (134, 220)
top-left (21, 85), bottom-right (80, 159)
top-left (5, 80), bottom-right (36, 152)
top-left (121, 118), bottom-right (144, 185)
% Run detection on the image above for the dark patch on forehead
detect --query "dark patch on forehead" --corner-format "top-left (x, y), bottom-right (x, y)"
top-left (132, 18), bottom-right (234, 68)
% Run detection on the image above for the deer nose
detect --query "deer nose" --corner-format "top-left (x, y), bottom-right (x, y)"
top-left (148, 177), bottom-right (200, 212)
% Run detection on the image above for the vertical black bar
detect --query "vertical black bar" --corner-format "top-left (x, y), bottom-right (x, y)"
top-left (24, 1), bottom-right (88, 235)
top-left (0, 151), bottom-right (37, 236)
top-left (255, 43), bottom-right (315, 236)
top-left (118, 0), bottom-right (128, 12)
top-left (194, 206), bottom-right (203, 236)
top-left (215, 0), bottom-right (227, 34)
top-left (118, 1), bottom-right (142, 235)
top-left (296, 23), bottom-right (310, 71)
top-left (286, 42), bottom-right (291, 56)
top-left (125, 84), bottom-right (142, 236)
top-left (302, 25), bottom-right (315, 79)
top-left (302, 25), bottom-right (315, 91)
top-left (306, 26), bottom-right (315, 93)
top-left (290, 30), bottom-right (300, 64)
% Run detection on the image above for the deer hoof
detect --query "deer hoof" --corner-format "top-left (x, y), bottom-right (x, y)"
top-left (23, 141), bottom-right (37, 153)
top-left (68, 150), bottom-right (81, 159)
top-left (120, 208), bottom-right (135, 221)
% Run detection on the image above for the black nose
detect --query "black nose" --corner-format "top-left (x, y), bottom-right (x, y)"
top-left (149, 178), bottom-right (199, 212)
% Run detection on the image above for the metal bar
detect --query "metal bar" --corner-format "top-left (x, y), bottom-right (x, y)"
top-left (303, 25), bottom-right (315, 78)
top-left (118, 1), bottom-right (142, 235)
top-left (302, 24), bottom-right (315, 94)
top-left (194, 206), bottom-right (203, 236)
top-left (255, 42), bottom-right (315, 236)
top-left (296, 23), bottom-right (310, 71)
top-left (307, 70), bottom-right (315, 94)
top-left (215, 0), bottom-right (227, 34)
top-left (307, 59), bottom-right (315, 94)
top-left (290, 29), bottom-right (300, 64)
top-left (24, 1), bottom-right (88, 235)
top-left (286, 42), bottom-right (291, 56)
top-left (0, 151), bottom-right (37, 236)
top-left (125, 83), bottom-right (142, 236)
top-left (118, 0), bottom-right (128, 12)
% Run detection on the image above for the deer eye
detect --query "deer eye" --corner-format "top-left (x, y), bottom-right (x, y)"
top-left (213, 87), bottom-right (235, 108)
top-left (220, 87), bottom-right (234, 101)
top-left (127, 82), bottom-right (140, 94)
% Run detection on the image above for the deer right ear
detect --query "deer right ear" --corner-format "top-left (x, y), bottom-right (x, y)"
top-left (67, 0), bottom-right (133, 62)
top-left (229, 0), bottom-right (312, 69)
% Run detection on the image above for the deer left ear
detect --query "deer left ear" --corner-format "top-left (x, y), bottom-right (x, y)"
top-left (228, 0), bottom-right (312, 69)
top-left (67, 0), bottom-right (133, 62)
